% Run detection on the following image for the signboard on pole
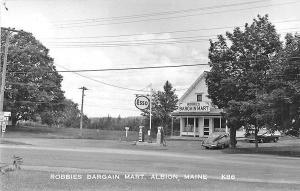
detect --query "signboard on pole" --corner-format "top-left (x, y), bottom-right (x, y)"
top-left (1, 122), bottom-right (6, 133)
top-left (134, 96), bottom-right (150, 110)
top-left (0, 115), bottom-right (4, 122)
top-left (0, 111), bottom-right (11, 128)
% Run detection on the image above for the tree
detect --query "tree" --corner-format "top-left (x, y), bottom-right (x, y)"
top-left (88, 116), bottom-right (143, 131)
top-left (263, 34), bottom-right (300, 136)
top-left (54, 99), bottom-right (89, 128)
top-left (205, 15), bottom-right (282, 148)
top-left (2, 29), bottom-right (65, 125)
top-left (142, 81), bottom-right (178, 135)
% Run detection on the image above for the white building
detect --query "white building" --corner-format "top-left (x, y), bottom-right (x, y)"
top-left (172, 72), bottom-right (228, 137)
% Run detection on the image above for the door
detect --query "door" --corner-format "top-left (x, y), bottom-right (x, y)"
top-left (203, 118), bottom-right (210, 137)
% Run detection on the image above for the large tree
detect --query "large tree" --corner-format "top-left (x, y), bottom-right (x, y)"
top-left (263, 34), bottom-right (300, 136)
top-left (1, 29), bottom-right (65, 125)
top-left (206, 15), bottom-right (282, 148)
top-left (56, 99), bottom-right (89, 128)
top-left (142, 81), bottom-right (178, 135)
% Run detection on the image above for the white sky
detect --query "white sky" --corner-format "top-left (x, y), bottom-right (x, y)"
top-left (2, 0), bottom-right (300, 117)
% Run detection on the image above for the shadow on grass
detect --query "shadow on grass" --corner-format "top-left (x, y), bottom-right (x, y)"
top-left (0, 140), bottom-right (32, 145)
top-left (8, 126), bottom-right (54, 134)
top-left (222, 146), bottom-right (300, 158)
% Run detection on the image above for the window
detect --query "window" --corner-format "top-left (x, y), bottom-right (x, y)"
top-left (188, 118), bottom-right (194, 126)
top-left (197, 94), bottom-right (202, 102)
top-left (213, 118), bottom-right (220, 129)
top-left (204, 119), bottom-right (209, 127)
top-left (221, 118), bottom-right (226, 128)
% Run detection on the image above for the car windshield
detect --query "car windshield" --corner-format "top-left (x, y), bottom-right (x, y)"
top-left (207, 133), bottom-right (225, 142)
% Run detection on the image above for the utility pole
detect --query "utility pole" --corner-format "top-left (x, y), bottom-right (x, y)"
top-left (0, 31), bottom-right (10, 111)
top-left (171, 117), bottom-right (174, 136)
top-left (148, 84), bottom-right (153, 137)
top-left (0, 28), bottom-right (26, 113)
top-left (79, 86), bottom-right (88, 137)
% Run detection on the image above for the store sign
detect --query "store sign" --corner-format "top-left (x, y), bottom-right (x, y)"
top-left (135, 95), bottom-right (150, 110)
top-left (178, 102), bottom-right (210, 112)
top-left (0, 111), bottom-right (11, 122)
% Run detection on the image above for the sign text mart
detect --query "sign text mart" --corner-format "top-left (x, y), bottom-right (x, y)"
top-left (178, 102), bottom-right (210, 112)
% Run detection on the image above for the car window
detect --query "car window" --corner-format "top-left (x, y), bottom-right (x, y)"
top-left (214, 135), bottom-right (224, 141)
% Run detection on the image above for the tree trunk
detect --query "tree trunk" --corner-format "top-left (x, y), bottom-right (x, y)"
top-left (11, 114), bottom-right (18, 127)
top-left (255, 126), bottom-right (259, 149)
top-left (230, 126), bottom-right (237, 148)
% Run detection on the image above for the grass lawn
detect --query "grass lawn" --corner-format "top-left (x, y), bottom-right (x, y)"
top-left (4, 126), bottom-right (139, 141)
top-left (2, 126), bottom-right (300, 158)
top-left (222, 136), bottom-right (300, 157)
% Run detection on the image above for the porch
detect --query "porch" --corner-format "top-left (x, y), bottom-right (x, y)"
top-left (178, 116), bottom-right (227, 138)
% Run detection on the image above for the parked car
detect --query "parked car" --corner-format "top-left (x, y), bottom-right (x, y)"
top-left (247, 132), bottom-right (280, 143)
top-left (285, 128), bottom-right (299, 137)
top-left (202, 132), bottom-right (230, 149)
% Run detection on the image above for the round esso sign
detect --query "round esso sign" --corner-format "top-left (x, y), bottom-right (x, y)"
top-left (135, 96), bottom-right (150, 110)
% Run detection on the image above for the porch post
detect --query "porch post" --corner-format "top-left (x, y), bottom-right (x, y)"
top-left (225, 119), bottom-right (228, 133)
top-left (187, 116), bottom-right (188, 135)
top-left (193, 117), bottom-right (196, 137)
top-left (220, 116), bottom-right (222, 130)
top-left (180, 117), bottom-right (183, 136)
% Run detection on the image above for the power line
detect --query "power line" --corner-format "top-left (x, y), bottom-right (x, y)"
top-left (5, 99), bottom-right (139, 111)
top-left (46, 30), bottom-right (300, 48)
top-left (5, 100), bottom-right (65, 105)
top-left (47, 20), bottom-right (300, 40)
top-left (55, 1), bottom-right (299, 28)
top-left (53, 0), bottom-right (270, 25)
top-left (8, 57), bottom-right (300, 74)
top-left (6, 82), bottom-right (61, 88)
top-left (10, 63), bottom-right (210, 74)
top-left (47, 27), bottom-right (300, 46)
top-left (55, 64), bottom-right (149, 92)
top-left (5, 58), bottom-right (299, 93)
top-left (48, 38), bottom-right (212, 48)
top-left (48, 35), bottom-right (215, 44)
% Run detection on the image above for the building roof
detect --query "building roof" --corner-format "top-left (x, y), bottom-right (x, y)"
top-left (179, 71), bottom-right (208, 102)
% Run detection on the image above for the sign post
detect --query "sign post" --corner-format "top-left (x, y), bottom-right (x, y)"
top-left (138, 126), bottom-right (144, 142)
top-left (135, 95), bottom-right (150, 141)
top-left (125, 127), bottom-right (130, 138)
top-left (0, 111), bottom-right (10, 138)
top-left (156, 126), bottom-right (162, 144)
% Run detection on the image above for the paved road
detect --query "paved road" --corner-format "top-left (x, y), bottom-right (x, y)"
top-left (1, 138), bottom-right (300, 191)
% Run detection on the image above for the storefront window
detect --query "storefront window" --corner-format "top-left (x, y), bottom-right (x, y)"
top-left (188, 118), bottom-right (194, 126)
top-left (183, 117), bottom-right (199, 132)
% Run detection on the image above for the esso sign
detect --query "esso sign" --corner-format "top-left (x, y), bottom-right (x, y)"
top-left (135, 96), bottom-right (150, 110)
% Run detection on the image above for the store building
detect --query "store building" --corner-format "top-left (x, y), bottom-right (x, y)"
top-left (172, 72), bottom-right (228, 137)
